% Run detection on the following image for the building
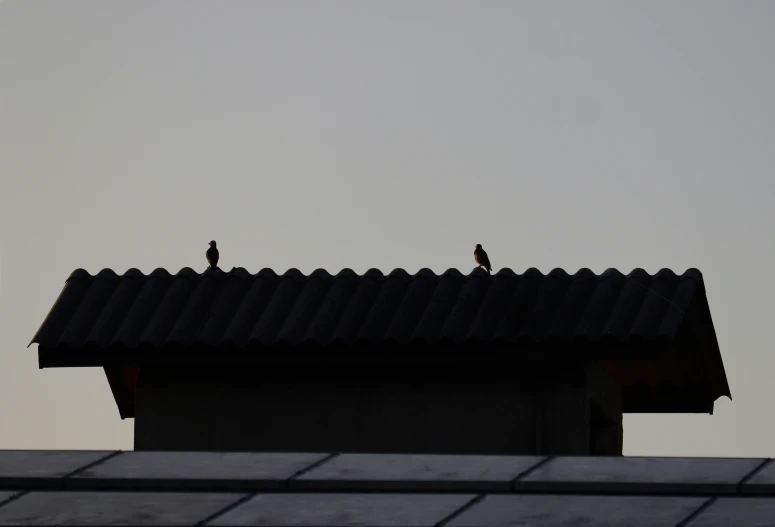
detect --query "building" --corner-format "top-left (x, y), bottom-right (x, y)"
top-left (29, 266), bottom-right (729, 456)
top-left (4, 266), bottom-right (760, 524)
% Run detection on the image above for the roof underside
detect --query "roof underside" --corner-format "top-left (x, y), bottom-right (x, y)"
top-left (30, 267), bottom-right (730, 417)
top-left (0, 450), bottom-right (772, 526)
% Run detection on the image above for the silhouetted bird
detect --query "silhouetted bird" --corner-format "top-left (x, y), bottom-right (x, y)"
top-left (474, 244), bottom-right (492, 274)
top-left (206, 240), bottom-right (219, 269)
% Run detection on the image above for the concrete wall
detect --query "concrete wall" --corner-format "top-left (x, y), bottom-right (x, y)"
top-left (134, 361), bottom-right (622, 455)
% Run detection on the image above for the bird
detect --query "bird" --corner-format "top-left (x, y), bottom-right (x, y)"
top-left (474, 244), bottom-right (492, 274)
top-left (206, 240), bottom-right (219, 269)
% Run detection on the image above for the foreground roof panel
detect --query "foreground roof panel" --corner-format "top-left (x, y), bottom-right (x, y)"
top-left (0, 450), bottom-right (772, 526)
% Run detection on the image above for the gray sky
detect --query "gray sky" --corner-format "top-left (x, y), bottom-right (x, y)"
top-left (1, 0), bottom-right (773, 456)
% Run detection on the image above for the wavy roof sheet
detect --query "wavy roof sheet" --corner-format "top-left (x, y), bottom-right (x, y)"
top-left (29, 267), bottom-right (730, 417)
top-left (31, 267), bottom-right (704, 351)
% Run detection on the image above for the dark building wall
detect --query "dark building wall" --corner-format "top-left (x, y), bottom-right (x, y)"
top-left (134, 361), bottom-right (622, 456)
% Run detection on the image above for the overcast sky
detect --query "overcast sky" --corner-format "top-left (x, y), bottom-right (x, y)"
top-left (1, 0), bottom-right (774, 456)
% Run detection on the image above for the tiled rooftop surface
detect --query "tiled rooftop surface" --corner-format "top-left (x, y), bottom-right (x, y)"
top-left (0, 450), bottom-right (773, 526)
top-left (31, 267), bottom-right (709, 350)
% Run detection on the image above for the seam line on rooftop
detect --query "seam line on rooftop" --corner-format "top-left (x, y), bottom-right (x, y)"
top-left (434, 493), bottom-right (485, 527)
top-left (107, 283), bottom-right (143, 348)
top-left (676, 496), bottom-right (716, 527)
top-left (435, 279), bottom-right (466, 341)
top-left (275, 279), bottom-right (313, 344)
top-left (194, 491), bottom-right (256, 527)
top-left (0, 491), bottom-right (27, 511)
top-left (216, 278), bottom-right (256, 345)
top-left (62, 451), bottom-right (123, 483)
top-left (86, 280), bottom-right (122, 346)
top-left (736, 458), bottom-right (771, 493)
top-left (188, 278), bottom-right (222, 344)
top-left (300, 279), bottom-right (339, 343)
top-left (158, 282), bottom-right (198, 346)
top-left (135, 278), bottom-right (174, 347)
top-left (510, 455), bottom-right (554, 489)
top-left (287, 453), bottom-right (340, 483)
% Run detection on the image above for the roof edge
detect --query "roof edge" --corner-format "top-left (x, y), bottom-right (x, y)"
top-left (57, 266), bottom-right (705, 282)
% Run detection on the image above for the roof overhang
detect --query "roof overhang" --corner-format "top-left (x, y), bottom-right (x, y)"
top-left (37, 337), bottom-right (729, 419)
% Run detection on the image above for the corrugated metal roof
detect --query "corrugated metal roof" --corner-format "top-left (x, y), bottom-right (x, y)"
top-left (30, 267), bottom-right (705, 350)
top-left (28, 267), bottom-right (731, 417)
top-left (0, 450), bottom-right (771, 525)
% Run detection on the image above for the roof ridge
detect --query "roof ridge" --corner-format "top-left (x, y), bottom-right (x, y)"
top-left (64, 267), bottom-right (706, 282)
